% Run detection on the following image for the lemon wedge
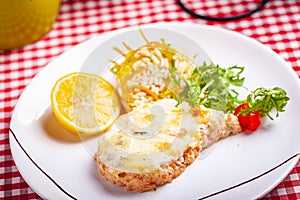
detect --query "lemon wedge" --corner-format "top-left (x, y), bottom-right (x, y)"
top-left (50, 72), bottom-right (120, 135)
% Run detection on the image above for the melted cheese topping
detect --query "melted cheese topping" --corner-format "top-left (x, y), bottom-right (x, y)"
top-left (95, 99), bottom-right (224, 174)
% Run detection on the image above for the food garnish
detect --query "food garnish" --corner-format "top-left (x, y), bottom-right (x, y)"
top-left (171, 63), bottom-right (290, 132)
top-left (234, 87), bottom-right (289, 132)
top-left (239, 87), bottom-right (290, 119)
top-left (171, 62), bottom-right (245, 112)
top-left (50, 72), bottom-right (120, 135)
top-left (110, 38), bottom-right (183, 80)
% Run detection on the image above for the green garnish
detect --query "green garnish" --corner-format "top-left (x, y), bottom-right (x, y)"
top-left (172, 63), bottom-right (245, 112)
top-left (241, 87), bottom-right (290, 120)
top-left (171, 63), bottom-right (289, 119)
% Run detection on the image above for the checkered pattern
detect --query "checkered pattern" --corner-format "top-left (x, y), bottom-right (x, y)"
top-left (1, 0), bottom-right (300, 199)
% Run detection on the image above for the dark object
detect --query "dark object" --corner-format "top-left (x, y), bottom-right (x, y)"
top-left (177, 0), bottom-right (269, 22)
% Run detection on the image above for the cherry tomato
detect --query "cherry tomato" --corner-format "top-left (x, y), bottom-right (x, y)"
top-left (246, 111), bottom-right (261, 131)
top-left (234, 103), bottom-right (261, 132)
top-left (234, 103), bottom-right (250, 115)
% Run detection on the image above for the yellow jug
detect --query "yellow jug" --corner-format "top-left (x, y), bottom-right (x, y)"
top-left (0, 0), bottom-right (60, 50)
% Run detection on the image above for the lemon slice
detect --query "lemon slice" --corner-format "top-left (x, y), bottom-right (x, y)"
top-left (50, 72), bottom-right (120, 135)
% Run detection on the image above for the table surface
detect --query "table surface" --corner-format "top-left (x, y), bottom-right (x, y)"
top-left (1, 0), bottom-right (300, 199)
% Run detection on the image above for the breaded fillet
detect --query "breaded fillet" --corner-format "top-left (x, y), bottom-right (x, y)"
top-left (94, 99), bottom-right (241, 192)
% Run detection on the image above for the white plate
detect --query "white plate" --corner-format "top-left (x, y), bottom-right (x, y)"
top-left (9, 22), bottom-right (300, 200)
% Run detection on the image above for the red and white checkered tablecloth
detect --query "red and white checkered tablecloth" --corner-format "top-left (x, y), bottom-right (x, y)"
top-left (1, 0), bottom-right (300, 199)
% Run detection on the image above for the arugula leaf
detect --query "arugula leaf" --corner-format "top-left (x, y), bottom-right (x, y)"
top-left (171, 63), bottom-right (245, 112)
top-left (241, 87), bottom-right (290, 120)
